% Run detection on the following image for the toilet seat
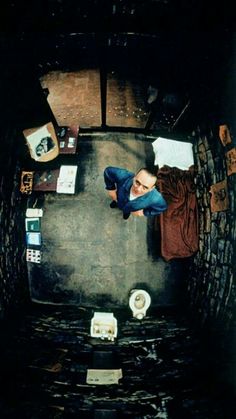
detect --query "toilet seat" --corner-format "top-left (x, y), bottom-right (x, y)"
top-left (129, 289), bottom-right (151, 320)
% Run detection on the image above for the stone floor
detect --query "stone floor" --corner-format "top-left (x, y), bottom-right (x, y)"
top-left (28, 133), bottom-right (188, 307)
top-left (0, 305), bottom-right (235, 418)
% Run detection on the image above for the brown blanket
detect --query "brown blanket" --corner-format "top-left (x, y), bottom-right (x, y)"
top-left (156, 166), bottom-right (199, 261)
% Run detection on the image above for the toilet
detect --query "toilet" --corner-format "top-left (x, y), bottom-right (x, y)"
top-left (129, 289), bottom-right (151, 320)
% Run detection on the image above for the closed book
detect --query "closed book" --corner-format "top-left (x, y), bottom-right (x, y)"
top-left (25, 217), bottom-right (40, 232)
top-left (26, 232), bottom-right (41, 246)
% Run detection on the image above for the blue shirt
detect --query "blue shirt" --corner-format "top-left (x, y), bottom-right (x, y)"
top-left (104, 166), bottom-right (167, 217)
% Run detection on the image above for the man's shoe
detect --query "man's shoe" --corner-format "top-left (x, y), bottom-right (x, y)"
top-left (110, 201), bottom-right (118, 208)
top-left (123, 212), bottom-right (130, 220)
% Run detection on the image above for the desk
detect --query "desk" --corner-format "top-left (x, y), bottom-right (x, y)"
top-left (33, 166), bottom-right (77, 194)
top-left (57, 126), bottom-right (79, 155)
top-left (33, 169), bottom-right (60, 192)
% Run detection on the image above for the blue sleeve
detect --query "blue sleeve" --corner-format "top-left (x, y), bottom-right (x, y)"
top-left (143, 194), bottom-right (168, 217)
top-left (104, 166), bottom-right (133, 190)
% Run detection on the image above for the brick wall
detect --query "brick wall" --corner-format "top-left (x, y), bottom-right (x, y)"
top-left (188, 127), bottom-right (236, 331)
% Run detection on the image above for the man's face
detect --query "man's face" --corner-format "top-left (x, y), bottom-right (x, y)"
top-left (131, 170), bottom-right (156, 197)
top-left (36, 144), bottom-right (44, 156)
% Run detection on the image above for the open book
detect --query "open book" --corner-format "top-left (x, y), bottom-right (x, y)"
top-left (56, 165), bottom-right (78, 194)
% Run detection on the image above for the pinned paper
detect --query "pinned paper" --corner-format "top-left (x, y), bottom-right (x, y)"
top-left (226, 147), bottom-right (236, 176)
top-left (210, 180), bottom-right (229, 212)
top-left (219, 125), bottom-right (232, 146)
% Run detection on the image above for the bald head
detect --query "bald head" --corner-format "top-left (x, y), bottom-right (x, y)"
top-left (136, 168), bottom-right (157, 184)
top-left (131, 168), bottom-right (157, 197)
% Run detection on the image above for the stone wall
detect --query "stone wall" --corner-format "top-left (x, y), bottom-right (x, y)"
top-left (0, 129), bottom-right (29, 320)
top-left (0, 305), bottom-right (234, 418)
top-left (188, 127), bottom-right (236, 331)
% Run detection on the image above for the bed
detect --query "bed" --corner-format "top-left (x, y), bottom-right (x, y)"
top-left (152, 138), bottom-right (199, 261)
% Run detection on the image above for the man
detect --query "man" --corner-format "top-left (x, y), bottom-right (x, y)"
top-left (104, 166), bottom-right (167, 220)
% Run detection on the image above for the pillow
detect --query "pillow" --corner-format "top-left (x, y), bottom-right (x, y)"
top-left (152, 137), bottom-right (194, 170)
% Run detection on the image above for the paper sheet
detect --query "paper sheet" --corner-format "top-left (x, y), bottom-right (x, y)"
top-left (86, 369), bottom-right (122, 385)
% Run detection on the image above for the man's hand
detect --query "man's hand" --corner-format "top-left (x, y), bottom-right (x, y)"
top-left (131, 209), bottom-right (144, 217)
top-left (108, 190), bottom-right (117, 201)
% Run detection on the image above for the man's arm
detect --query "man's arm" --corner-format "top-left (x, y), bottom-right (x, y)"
top-left (143, 194), bottom-right (167, 217)
top-left (104, 166), bottom-right (134, 202)
top-left (131, 209), bottom-right (144, 217)
top-left (104, 166), bottom-right (133, 190)
top-left (104, 167), bottom-right (119, 190)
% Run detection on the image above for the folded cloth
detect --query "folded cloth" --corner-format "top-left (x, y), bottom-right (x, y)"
top-left (152, 137), bottom-right (194, 170)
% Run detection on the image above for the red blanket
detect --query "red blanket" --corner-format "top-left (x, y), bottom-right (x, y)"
top-left (156, 166), bottom-right (199, 261)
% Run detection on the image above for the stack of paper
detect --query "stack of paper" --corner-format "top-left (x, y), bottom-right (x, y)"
top-left (56, 165), bottom-right (78, 194)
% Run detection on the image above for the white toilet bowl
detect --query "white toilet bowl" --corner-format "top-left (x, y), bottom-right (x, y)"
top-left (129, 289), bottom-right (151, 320)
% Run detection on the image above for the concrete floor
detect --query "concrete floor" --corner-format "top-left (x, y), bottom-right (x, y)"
top-left (28, 133), bottom-right (187, 307)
